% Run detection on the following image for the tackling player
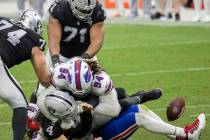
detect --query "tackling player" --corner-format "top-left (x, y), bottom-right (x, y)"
top-left (29, 89), bottom-right (206, 140)
top-left (0, 10), bottom-right (51, 140)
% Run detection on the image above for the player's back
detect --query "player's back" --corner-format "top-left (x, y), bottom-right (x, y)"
top-left (0, 17), bottom-right (45, 68)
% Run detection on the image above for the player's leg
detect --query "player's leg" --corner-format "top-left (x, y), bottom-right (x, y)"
top-left (193, 0), bottom-right (202, 21)
top-left (0, 60), bottom-right (27, 140)
top-left (97, 105), bottom-right (140, 140)
top-left (115, 0), bottom-right (125, 16)
top-left (119, 88), bottom-right (162, 109)
top-left (202, 0), bottom-right (210, 22)
top-left (165, 0), bottom-right (172, 19)
top-left (135, 105), bottom-right (206, 139)
top-left (142, 0), bottom-right (152, 19)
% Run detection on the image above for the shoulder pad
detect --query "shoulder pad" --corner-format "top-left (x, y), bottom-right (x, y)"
top-left (91, 71), bottom-right (113, 96)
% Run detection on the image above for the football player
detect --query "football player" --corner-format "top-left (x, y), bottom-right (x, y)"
top-left (47, 0), bottom-right (105, 64)
top-left (28, 58), bottom-right (161, 139)
top-left (29, 89), bottom-right (206, 140)
top-left (0, 10), bottom-right (51, 140)
top-left (49, 59), bottom-right (207, 140)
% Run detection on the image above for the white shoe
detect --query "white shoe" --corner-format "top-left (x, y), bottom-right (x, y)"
top-left (184, 113), bottom-right (206, 140)
top-left (201, 15), bottom-right (210, 22)
top-left (192, 15), bottom-right (201, 22)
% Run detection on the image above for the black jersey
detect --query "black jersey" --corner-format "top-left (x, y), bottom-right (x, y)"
top-left (0, 17), bottom-right (46, 68)
top-left (49, 0), bottom-right (106, 58)
top-left (41, 111), bottom-right (92, 139)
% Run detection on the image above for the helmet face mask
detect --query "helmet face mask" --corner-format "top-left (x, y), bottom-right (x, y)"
top-left (69, 0), bottom-right (96, 21)
top-left (18, 10), bottom-right (43, 35)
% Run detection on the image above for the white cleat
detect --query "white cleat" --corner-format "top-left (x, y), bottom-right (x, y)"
top-left (184, 113), bottom-right (206, 140)
top-left (201, 15), bottom-right (210, 22)
top-left (192, 15), bottom-right (201, 22)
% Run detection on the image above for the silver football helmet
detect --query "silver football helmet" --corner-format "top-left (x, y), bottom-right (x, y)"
top-left (44, 90), bottom-right (80, 120)
top-left (18, 10), bottom-right (43, 35)
top-left (69, 0), bottom-right (96, 21)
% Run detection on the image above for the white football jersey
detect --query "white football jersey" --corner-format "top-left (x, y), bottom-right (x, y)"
top-left (91, 71), bottom-right (113, 96)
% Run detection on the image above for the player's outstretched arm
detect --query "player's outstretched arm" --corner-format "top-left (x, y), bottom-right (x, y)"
top-left (48, 16), bottom-right (62, 65)
top-left (31, 47), bottom-right (51, 87)
top-left (83, 22), bottom-right (105, 59)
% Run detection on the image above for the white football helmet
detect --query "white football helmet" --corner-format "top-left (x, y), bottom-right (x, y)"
top-left (52, 57), bottom-right (93, 97)
top-left (44, 90), bottom-right (79, 120)
top-left (69, 0), bottom-right (96, 21)
top-left (18, 10), bottom-right (43, 35)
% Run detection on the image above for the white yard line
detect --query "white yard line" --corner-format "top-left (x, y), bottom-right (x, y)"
top-left (104, 40), bottom-right (210, 50)
top-left (153, 104), bottom-right (210, 112)
top-left (110, 67), bottom-right (210, 77)
top-left (17, 67), bottom-right (210, 84)
top-left (0, 104), bottom-right (209, 125)
top-left (189, 114), bottom-right (210, 118)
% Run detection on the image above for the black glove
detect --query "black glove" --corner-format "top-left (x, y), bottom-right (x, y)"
top-left (81, 52), bottom-right (91, 59)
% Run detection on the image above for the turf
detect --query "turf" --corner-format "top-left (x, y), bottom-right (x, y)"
top-left (0, 22), bottom-right (210, 140)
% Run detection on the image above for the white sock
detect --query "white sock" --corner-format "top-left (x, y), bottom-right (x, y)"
top-left (165, 0), bottom-right (172, 14)
top-left (115, 0), bottom-right (124, 15)
top-left (155, 0), bottom-right (160, 12)
top-left (174, 127), bottom-right (186, 137)
top-left (194, 0), bottom-right (202, 16)
top-left (204, 0), bottom-right (210, 15)
top-left (135, 113), bottom-right (186, 137)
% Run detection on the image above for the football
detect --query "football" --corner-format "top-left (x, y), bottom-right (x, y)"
top-left (166, 97), bottom-right (185, 121)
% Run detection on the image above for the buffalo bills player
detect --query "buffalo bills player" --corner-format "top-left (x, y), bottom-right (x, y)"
top-left (0, 10), bottom-right (51, 140)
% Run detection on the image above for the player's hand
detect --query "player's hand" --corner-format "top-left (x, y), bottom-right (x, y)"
top-left (80, 102), bottom-right (93, 112)
top-left (86, 60), bottom-right (103, 73)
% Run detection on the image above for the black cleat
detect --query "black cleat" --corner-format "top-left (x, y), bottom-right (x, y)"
top-left (134, 88), bottom-right (163, 104)
top-left (175, 13), bottom-right (180, 21)
top-left (167, 12), bottom-right (172, 19)
top-left (151, 12), bottom-right (165, 20)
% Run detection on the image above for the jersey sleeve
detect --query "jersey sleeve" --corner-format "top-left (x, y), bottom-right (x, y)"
top-left (28, 30), bottom-right (46, 51)
top-left (91, 71), bottom-right (114, 96)
top-left (92, 3), bottom-right (106, 24)
top-left (49, 0), bottom-right (65, 21)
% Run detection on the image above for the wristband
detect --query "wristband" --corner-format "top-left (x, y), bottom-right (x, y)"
top-left (81, 53), bottom-right (91, 59)
top-left (51, 54), bottom-right (60, 67)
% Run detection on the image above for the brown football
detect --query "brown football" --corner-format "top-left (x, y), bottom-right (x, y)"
top-left (166, 97), bottom-right (185, 121)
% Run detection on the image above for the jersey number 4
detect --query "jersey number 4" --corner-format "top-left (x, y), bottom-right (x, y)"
top-left (0, 20), bottom-right (26, 46)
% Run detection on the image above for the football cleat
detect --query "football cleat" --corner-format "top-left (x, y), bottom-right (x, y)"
top-left (184, 113), bottom-right (206, 140)
top-left (132, 88), bottom-right (163, 104)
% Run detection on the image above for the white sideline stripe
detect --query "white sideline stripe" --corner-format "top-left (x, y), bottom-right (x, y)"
top-left (17, 67), bottom-right (210, 84)
top-left (0, 104), bottom-right (209, 125)
top-left (106, 19), bottom-right (210, 27)
top-left (110, 67), bottom-right (210, 77)
top-left (153, 104), bottom-right (210, 112)
top-left (189, 114), bottom-right (210, 117)
top-left (104, 40), bottom-right (210, 50)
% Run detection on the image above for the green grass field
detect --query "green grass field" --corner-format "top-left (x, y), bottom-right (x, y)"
top-left (0, 21), bottom-right (210, 140)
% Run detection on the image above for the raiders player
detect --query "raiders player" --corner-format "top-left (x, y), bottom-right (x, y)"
top-left (47, 0), bottom-right (105, 63)
top-left (29, 89), bottom-right (206, 140)
top-left (33, 0), bottom-right (106, 93)
top-left (0, 10), bottom-right (51, 140)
